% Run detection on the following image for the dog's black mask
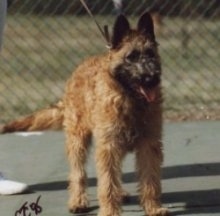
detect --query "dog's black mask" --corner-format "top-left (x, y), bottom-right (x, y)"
top-left (110, 12), bottom-right (161, 103)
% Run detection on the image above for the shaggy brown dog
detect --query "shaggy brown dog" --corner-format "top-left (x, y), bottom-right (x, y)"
top-left (1, 12), bottom-right (169, 216)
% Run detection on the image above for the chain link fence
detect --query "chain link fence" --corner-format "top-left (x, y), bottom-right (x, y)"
top-left (0, 0), bottom-right (220, 123)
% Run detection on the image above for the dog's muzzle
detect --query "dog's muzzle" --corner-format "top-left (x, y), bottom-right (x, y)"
top-left (134, 60), bottom-right (161, 103)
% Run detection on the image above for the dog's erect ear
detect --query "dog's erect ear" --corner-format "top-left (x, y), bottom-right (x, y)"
top-left (111, 14), bottom-right (130, 49)
top-left (137, 12), bottom-right (155, 41)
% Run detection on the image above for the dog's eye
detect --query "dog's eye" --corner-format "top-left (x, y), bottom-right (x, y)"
top-left (144, 49), bottom-right (155, 59)
top-left (125, 50), bottom-right (140, 62)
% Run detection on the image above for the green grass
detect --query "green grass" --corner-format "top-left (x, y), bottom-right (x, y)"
top-left (0, 15), bottom-right (219, 123)
top-left (160, 18), bottom-right (220, 120)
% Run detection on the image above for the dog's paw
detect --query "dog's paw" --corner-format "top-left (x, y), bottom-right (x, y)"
top-left (98, 205), bottom-right (121, 216)
top-left (69, 204), bottom-right (89, 214)
top-left (147, 207), bottom-right (170, 216)
top-left (68, 196), bottom-right (89, 214)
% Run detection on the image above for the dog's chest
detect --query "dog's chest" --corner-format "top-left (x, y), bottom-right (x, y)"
top-left (114, 106), bottom-right (146, 150)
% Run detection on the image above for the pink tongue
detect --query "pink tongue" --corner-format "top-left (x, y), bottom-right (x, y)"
top-left (138, 86), bottom-right (156, 102)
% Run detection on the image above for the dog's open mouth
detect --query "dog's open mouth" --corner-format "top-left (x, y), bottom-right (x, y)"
top-left (113, 70), bottom-right (160, 103)
top-left (135, 85), bottom-right (157, 103)
top-left (137, 86), bottom-right (156, 102)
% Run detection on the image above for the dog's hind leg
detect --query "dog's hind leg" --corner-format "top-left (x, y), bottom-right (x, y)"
top-left (65, 114), bottom-right (91, 214)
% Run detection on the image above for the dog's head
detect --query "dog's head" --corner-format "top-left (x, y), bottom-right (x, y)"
top-left (109, 12), bottom-right (161, 103)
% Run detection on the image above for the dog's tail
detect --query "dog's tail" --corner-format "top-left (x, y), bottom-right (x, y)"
top-left (0, 101), bottom-right (64, 134)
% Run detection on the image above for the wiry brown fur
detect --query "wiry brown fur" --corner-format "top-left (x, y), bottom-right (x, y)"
top-left (1, 13), bottom-right (169, 216)
top-left (0, 101), bottom-right (64, 133)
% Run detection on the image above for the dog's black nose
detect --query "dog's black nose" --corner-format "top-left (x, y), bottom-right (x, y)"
top-left (142, 74), bottom-right (160, 88)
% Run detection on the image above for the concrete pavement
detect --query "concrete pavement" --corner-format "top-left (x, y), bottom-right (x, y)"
top-left (0, 121), bottom-right (220, 215)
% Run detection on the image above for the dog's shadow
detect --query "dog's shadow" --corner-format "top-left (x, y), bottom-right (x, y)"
top-left (29, 162), bottom-right (220, 215)
top-left (30, 162), bottom-right (220, 190)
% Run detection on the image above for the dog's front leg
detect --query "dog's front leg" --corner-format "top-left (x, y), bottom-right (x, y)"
top-left (95, 139), bottom-right (125, 216)
top-left (136, 140), bottom-right (169, 216)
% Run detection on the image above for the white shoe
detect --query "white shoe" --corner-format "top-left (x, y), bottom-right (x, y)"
top-left (0, 172), bottom-right (29, 195)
